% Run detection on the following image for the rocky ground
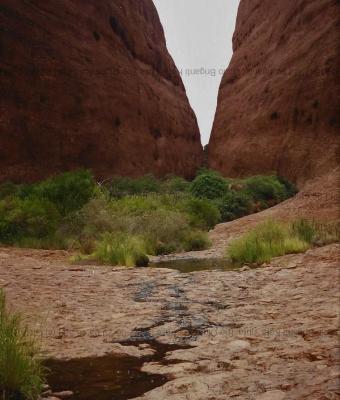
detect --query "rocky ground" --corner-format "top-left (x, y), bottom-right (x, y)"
top-left (1, 174), bottom-right (339, 399)
top-left (1, 242), bottom-right (339, 400)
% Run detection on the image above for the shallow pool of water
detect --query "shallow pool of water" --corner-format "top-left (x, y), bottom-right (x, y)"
top-left (150, 258), bottom-right (238, 273)
top-left (45, 354), bottom-right (165, 400)
top-left (45, 341), bottom-right (190, 400)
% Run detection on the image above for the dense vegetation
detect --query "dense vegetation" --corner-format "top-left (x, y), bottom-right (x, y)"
top-left (0, 290), bottom-right (45, 399)
top-left (228, 219), bottom-right (340, 265)
top-left (0, 169), bottom-right (297, 266)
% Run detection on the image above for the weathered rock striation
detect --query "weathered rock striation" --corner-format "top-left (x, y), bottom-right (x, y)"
top-left (0, 0), bottom-right (202, 182)
top-left (209, 0), bottom-right (340, 186)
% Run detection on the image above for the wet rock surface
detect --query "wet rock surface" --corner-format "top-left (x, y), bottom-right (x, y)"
top-left (1, 243), bottom-right (339, 399)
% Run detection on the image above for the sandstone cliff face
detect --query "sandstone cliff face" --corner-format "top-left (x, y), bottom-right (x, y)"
top-left (0, 0), bottom-right (202, 182)
top-left (208, 0), bottom-right (339, 186)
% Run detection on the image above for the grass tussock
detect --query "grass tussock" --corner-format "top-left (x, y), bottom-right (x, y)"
top-left (93, 233), bottom-right (149, 267)
top-left (228, 219), bottom-right (340, 265)
top-left (0, 290), bottom-right (45, 400)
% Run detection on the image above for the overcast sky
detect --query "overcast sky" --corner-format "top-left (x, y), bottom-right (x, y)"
top-left (153, 0), bottom-right (240, 145)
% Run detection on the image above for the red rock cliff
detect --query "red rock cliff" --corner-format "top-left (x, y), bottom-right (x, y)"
top-left (0, 0), bottom-right (202, 182)
top-left (208, 0), bottom-right (339, 186)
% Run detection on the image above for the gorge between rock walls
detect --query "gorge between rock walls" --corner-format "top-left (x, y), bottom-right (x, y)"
top-left (0, 0), bottom-right (339, 188)
top-left (0, 1), bottom-right (339, 399)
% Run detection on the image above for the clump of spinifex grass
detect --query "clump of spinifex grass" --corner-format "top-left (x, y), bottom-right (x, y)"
top-left (93, 233), bottom-right (150, 267)
top-left (0, 290), bottom-right (46, 399)
top-left (228, 219), bottom-right (340, 265)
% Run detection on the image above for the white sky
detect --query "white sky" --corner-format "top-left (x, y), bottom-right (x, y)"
top-left (153, 0), bottom-right (240, 145)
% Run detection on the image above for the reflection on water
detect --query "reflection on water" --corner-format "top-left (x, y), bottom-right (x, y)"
top-left (150, 258), bottom-right (238, 273)
top-left (45, 354), bottom-right (166, 400)
top-left (45, 341), bottom-right (191, 400)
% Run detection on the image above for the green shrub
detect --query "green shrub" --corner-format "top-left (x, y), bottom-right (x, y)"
top-left (215, 191), bottom-right (252, 222)
top-left (60, 198), bottom-right (116, 238)
top-left (108, 174), bottom-right (160, 198)
top-left (278, 176), bottom-right (298, 197)
top-left (244, 175), bottom-right (287, 202)
top-left (108, 193), bottom-right (187, 218)
top-left (190, 171), bottom-right (228, 200)
top-left (228, 220), bottom-right (310, 264)
top-left (161, 176), bottom-right (189, 194)
top-left (110, 194), bottom-right (163, 215)
top-left (13, 236), bottom-right (68, 251)
top-left (132, 209), bottom-right (189, 251)
top-left (0, 182), bottom-right (19, 200)
top-left (0, 171), bottom-right (299, 255)
top-left (183, 230), bottom-right (211, 252)
top-left (93, 233), bottom-right (148, 267)
top-left (135, 174), bottom-right (161, 193)
top-left (68, 194), bottom-right (214, 258)
top-left (0, 197), bottom-right (60, 243)
top-left (155, 242), bottom-right (177, 256)
top-left (0, 290), bottom-right (45, 399)
top-left (181, 197), bottom-right (221, 229)
top-left (107, 177), bottom-right (136, 198)
top-left (60, 196), bottom-right (194, 256)
top-left (33, 169), bottom-right (95, 215)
